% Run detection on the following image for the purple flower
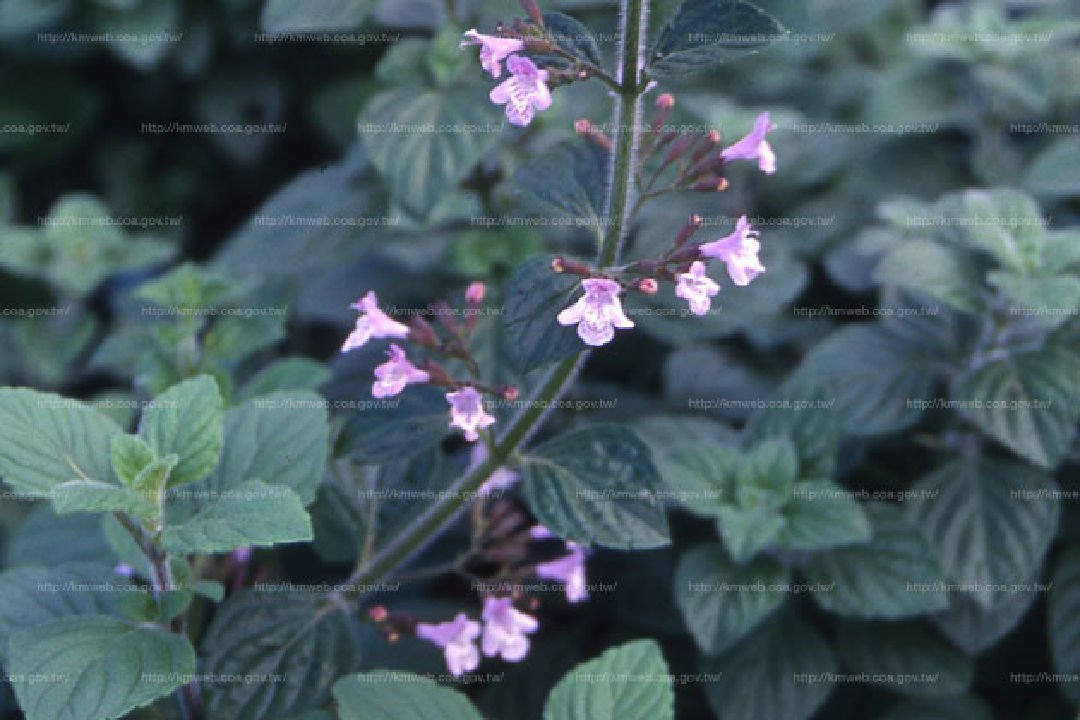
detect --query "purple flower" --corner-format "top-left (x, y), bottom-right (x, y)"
top-left (720, 111), bottom-right (777, 174)
top-left (698, 215), bottom-right (766, 287)
top-left (461, 30), bottom-right (524, 78)
top-left (557, 278), bottom-right (634, 347)
top-left (231, 547), bottom-right (252, 563)
top-left (489, 55), bottom-right (552, 127)
top-left (112, 563), bottom-right (135, 577)
top-left (372, 344), bottom-right (430, 399)
top-left (416, 613), bottom-right (482, 677)
top-left (535, 541), bottom-right (588, 603)
top-left (675, 261), bottom-right (720, 316)
top-left (481, 596), bottom-right (538, 662)
top-left (342, 291), bottom-right (409, 352)
top-left (446, 386), bottom-right (496, 442)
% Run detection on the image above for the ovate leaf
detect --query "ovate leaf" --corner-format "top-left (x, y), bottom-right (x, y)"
top-left (503, 256), bottom-right (584, 374)
top-left (139, 375), bottom-right (224, 487)
top-left (523, 425), bottom-right (670, 549)
top-left (333, 672), bottom-right (483, 720)
top-left (651, 0), bottom-right (785, 76)
top-left (543, 640), bottom-right (674, 720)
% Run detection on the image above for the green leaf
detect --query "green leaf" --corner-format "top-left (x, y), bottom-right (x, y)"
top-left (930, 589), bottom-right (1036, 654)
top-left (236, 358), bottom-right (331, 401)
top-left (535, 12), bottom-right (602, 68)
top-left (87, 0), bottom-right (179, 69)
top-left (205, 391), bottom-right (329, 505)
top-left (202, 591), bottom-right (362, 719)
top-left (702, 612), bottom-right (836, 720)
top-left (835, 621), bottom-right (974, 697)
top-left (1024, 136), bottom-right (1080, 199)
top-left (651, 0), bottom-right (785, 76)
top-left (788, 323), bottom-right (941, 437)
top-left (0, 563), bottom-right (128, 660)
top-left (335, 386), bottom-right (451, 464)
top-left (0, 388), bottom-right (121, 497)
top-left (50, 479), bottom-right (158, 519)
top-left (333, 672), bottom-right (483, 720)
top-left (111, 434), bottom-right (155, 487)
top-left (1050, 546), bottom-right (1080, 702)
top-left (261, 0), bottom-right (371, 32)
top-left (503, 256), bottom-right (584, 374)
top-left (130, 454), bottom-right (178, 500)
top-left (874, 241), bottom-right (984, 314)
top-left (543, 640), bottom-right (674, 720)
top-left (4, 506), bottom-right (114, 567)
top-left (988, 271), bottom-right (1080, 329)
top-left (776, 481), bottom-right (871, 552)
top-left (905, 457), bottom-right (1058, 609)
top-left (734, 438), bottom-right (797, 510)
top-left (359, 84), bottom-right (500, 217)
top-left (8, 615), bottom-right (196, 720)
top-left (651, 442), bottom-right (738, 517)
top-left (951, 344), bottom-right (1080, 469)
top-left (675, 545), bottom-right (788, 655)
top-left (157, 589), bottom-right (193, 623)
top-left (160, 480), bottom-right (312, 554)
top-left (523, 425), bottom-right (670, 550)
top-left (0, 0), bottom-right (70, 39)
top-left (715, 504), bottom-right (785, 563)
top-left (954, 188), bottom-right (1046, 273)
top-left (743, 381), bottom-right (840, 479)
top-left (513, 144), bottom-right (606, 232)
top-left (804, 503), bottom-right (948, 619)
top-left (139, 375), bottom-right (224, 487)
top-left (192, 579), bottom-right (226, 603)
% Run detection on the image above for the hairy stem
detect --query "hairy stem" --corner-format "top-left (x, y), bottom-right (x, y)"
top-left (336, 0), bottom-right (650, 606)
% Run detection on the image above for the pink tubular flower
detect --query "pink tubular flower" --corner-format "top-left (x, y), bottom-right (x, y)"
top-left (481, 596), bottom-right (538, 662)
top-left (372, 344), bottom-right (430, 399)
top-left (416, 613), bottom-right (481, 677)
top-left (447, 386), bottom-right (496, 442)
top-left (535, 541), bottom-right (588, 603)
top-left (557, 278), bottom-right (634, 347)
top-left (461, 30), bottom-right (524, 78)
top-left (698, 215), bottom-right (766, 287)
top-left (489, 55), bottom-right (552, 127)
top-left (675, 261), bottom-right (720, 316)
top-left (342, 291), bottom-right (409, 352)
top-left (720, 111), bottom-right (777, 174)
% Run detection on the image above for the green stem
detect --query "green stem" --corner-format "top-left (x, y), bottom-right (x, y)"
top-left (334, 0), bottom-right (651, 606)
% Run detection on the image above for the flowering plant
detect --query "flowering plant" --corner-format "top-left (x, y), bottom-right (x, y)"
top-left (1, 0), bottom-right (1079, 718)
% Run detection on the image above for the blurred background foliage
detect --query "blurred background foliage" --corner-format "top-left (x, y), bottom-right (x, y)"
top-left (2, 0), bottom-right (1080, 717)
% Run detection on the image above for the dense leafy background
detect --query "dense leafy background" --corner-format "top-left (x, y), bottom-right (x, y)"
top-left (2, 0), bottom-right (1080, 718)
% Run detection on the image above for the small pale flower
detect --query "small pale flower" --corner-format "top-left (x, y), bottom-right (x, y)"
top-left (720, 111), bottom-right (778, 174)
top-left (416, 613), bottom-right (481, 677)
top-left (231, 547), bottom-right (252, 563)
top-left (470, 445), bottom-right (519, 497)
top-left (698, 216), bottom-right (766, 287)
top-left (481, 596), bottom-right (538, 662)
top-left (342, 291), bottom-right (409, 352)
top-left (372, 344), bottom-right (430, 399)
top-left (461, 30), bottom-right (524, 78)
top-left (535, 541), bottom-right (588, 603)
top-left (489, 54), bottom-right (552, 127)
top-left (557, 278), bottom-right (634, 347)
top-left (112, 563), bottom-right (135, 577)
top-left (447, 386), bottom-right (496, 442)
top-left (675, 261), bottom-right (720, 316)
top-left (465, 281), bottom-right (486, 303)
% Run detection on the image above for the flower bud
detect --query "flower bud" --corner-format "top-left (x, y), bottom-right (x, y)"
top-left (655, 93), bottom-right (675, 111)
top-left (651, 93), bottom-right (675, 134)
top-left (501, 385), bottom-right (520, 401)
top-left (551, 257), bottom-right (565, 273)
top-left (637, 278), bottom-right (659, 294)
top-left (407, 317), bottom-right (439, 348)
top-left (523, 37), bottom-right (554, 53)
top-left (574, 118), bottom-right (613, 151)
top-left (690, 176), bottom-right (729, 192)
top-left (369, 605), bottom-right (389, 623)
top-left (519, 0), bottom-right (544, 26)
top-left (465, 281), bottom-right (486, 304)
top-left (673, 213), bottom-right (704, 248)
top-left (663, 135), bottom-right (695, 164)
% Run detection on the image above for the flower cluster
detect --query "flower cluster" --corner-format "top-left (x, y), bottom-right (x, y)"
top-left (554, 97), bottom-right (778, 347)
top-left (340, 286), bottom-right (511, 443)
top-left (368, 519), bottom-right (588, 677)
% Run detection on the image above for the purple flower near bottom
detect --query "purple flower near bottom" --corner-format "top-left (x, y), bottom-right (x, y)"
top-left (489, 54), bottom-right (552, 127)
top-left (698, 216), bottom-right (766, 287)
top-left (416, 613), bottom-right (482, 677)
top-left (557, 278), bottom-right (635, 347)
top-left (481, 596), bottom-right (538, 662)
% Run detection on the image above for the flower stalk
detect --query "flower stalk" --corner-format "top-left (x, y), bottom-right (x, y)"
top-left (336, 0), bottom-right (651, 606)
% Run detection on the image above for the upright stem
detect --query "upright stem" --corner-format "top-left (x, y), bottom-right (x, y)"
top-left (336, 0), bottom-right (651, 605)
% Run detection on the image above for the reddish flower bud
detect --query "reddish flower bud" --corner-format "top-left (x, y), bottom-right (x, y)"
top-left (551, 257), bottom-right (566, 273)
top-left (656, 93), bottom-right (675, 111)
top-left (465, 281), bottom-right (486, 304)
top-left (523, 37), bottom-right (554, 53)
top-left (369, 605), bottom-right (389, 623)
top-left (664, 135), bottom-right (696, 164)
top-left (501, 385), bottom-right (520, 401)
top-left (520, 0), bottom-right (544, 26)
top-left (574, 118), bottom-right (613, 151)
top-left (691, 176), bottom-right (729, 192)
top-left (637, 278), bottom-right (659, 294)
top-left (407, 317), bottom-right (439, 348)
